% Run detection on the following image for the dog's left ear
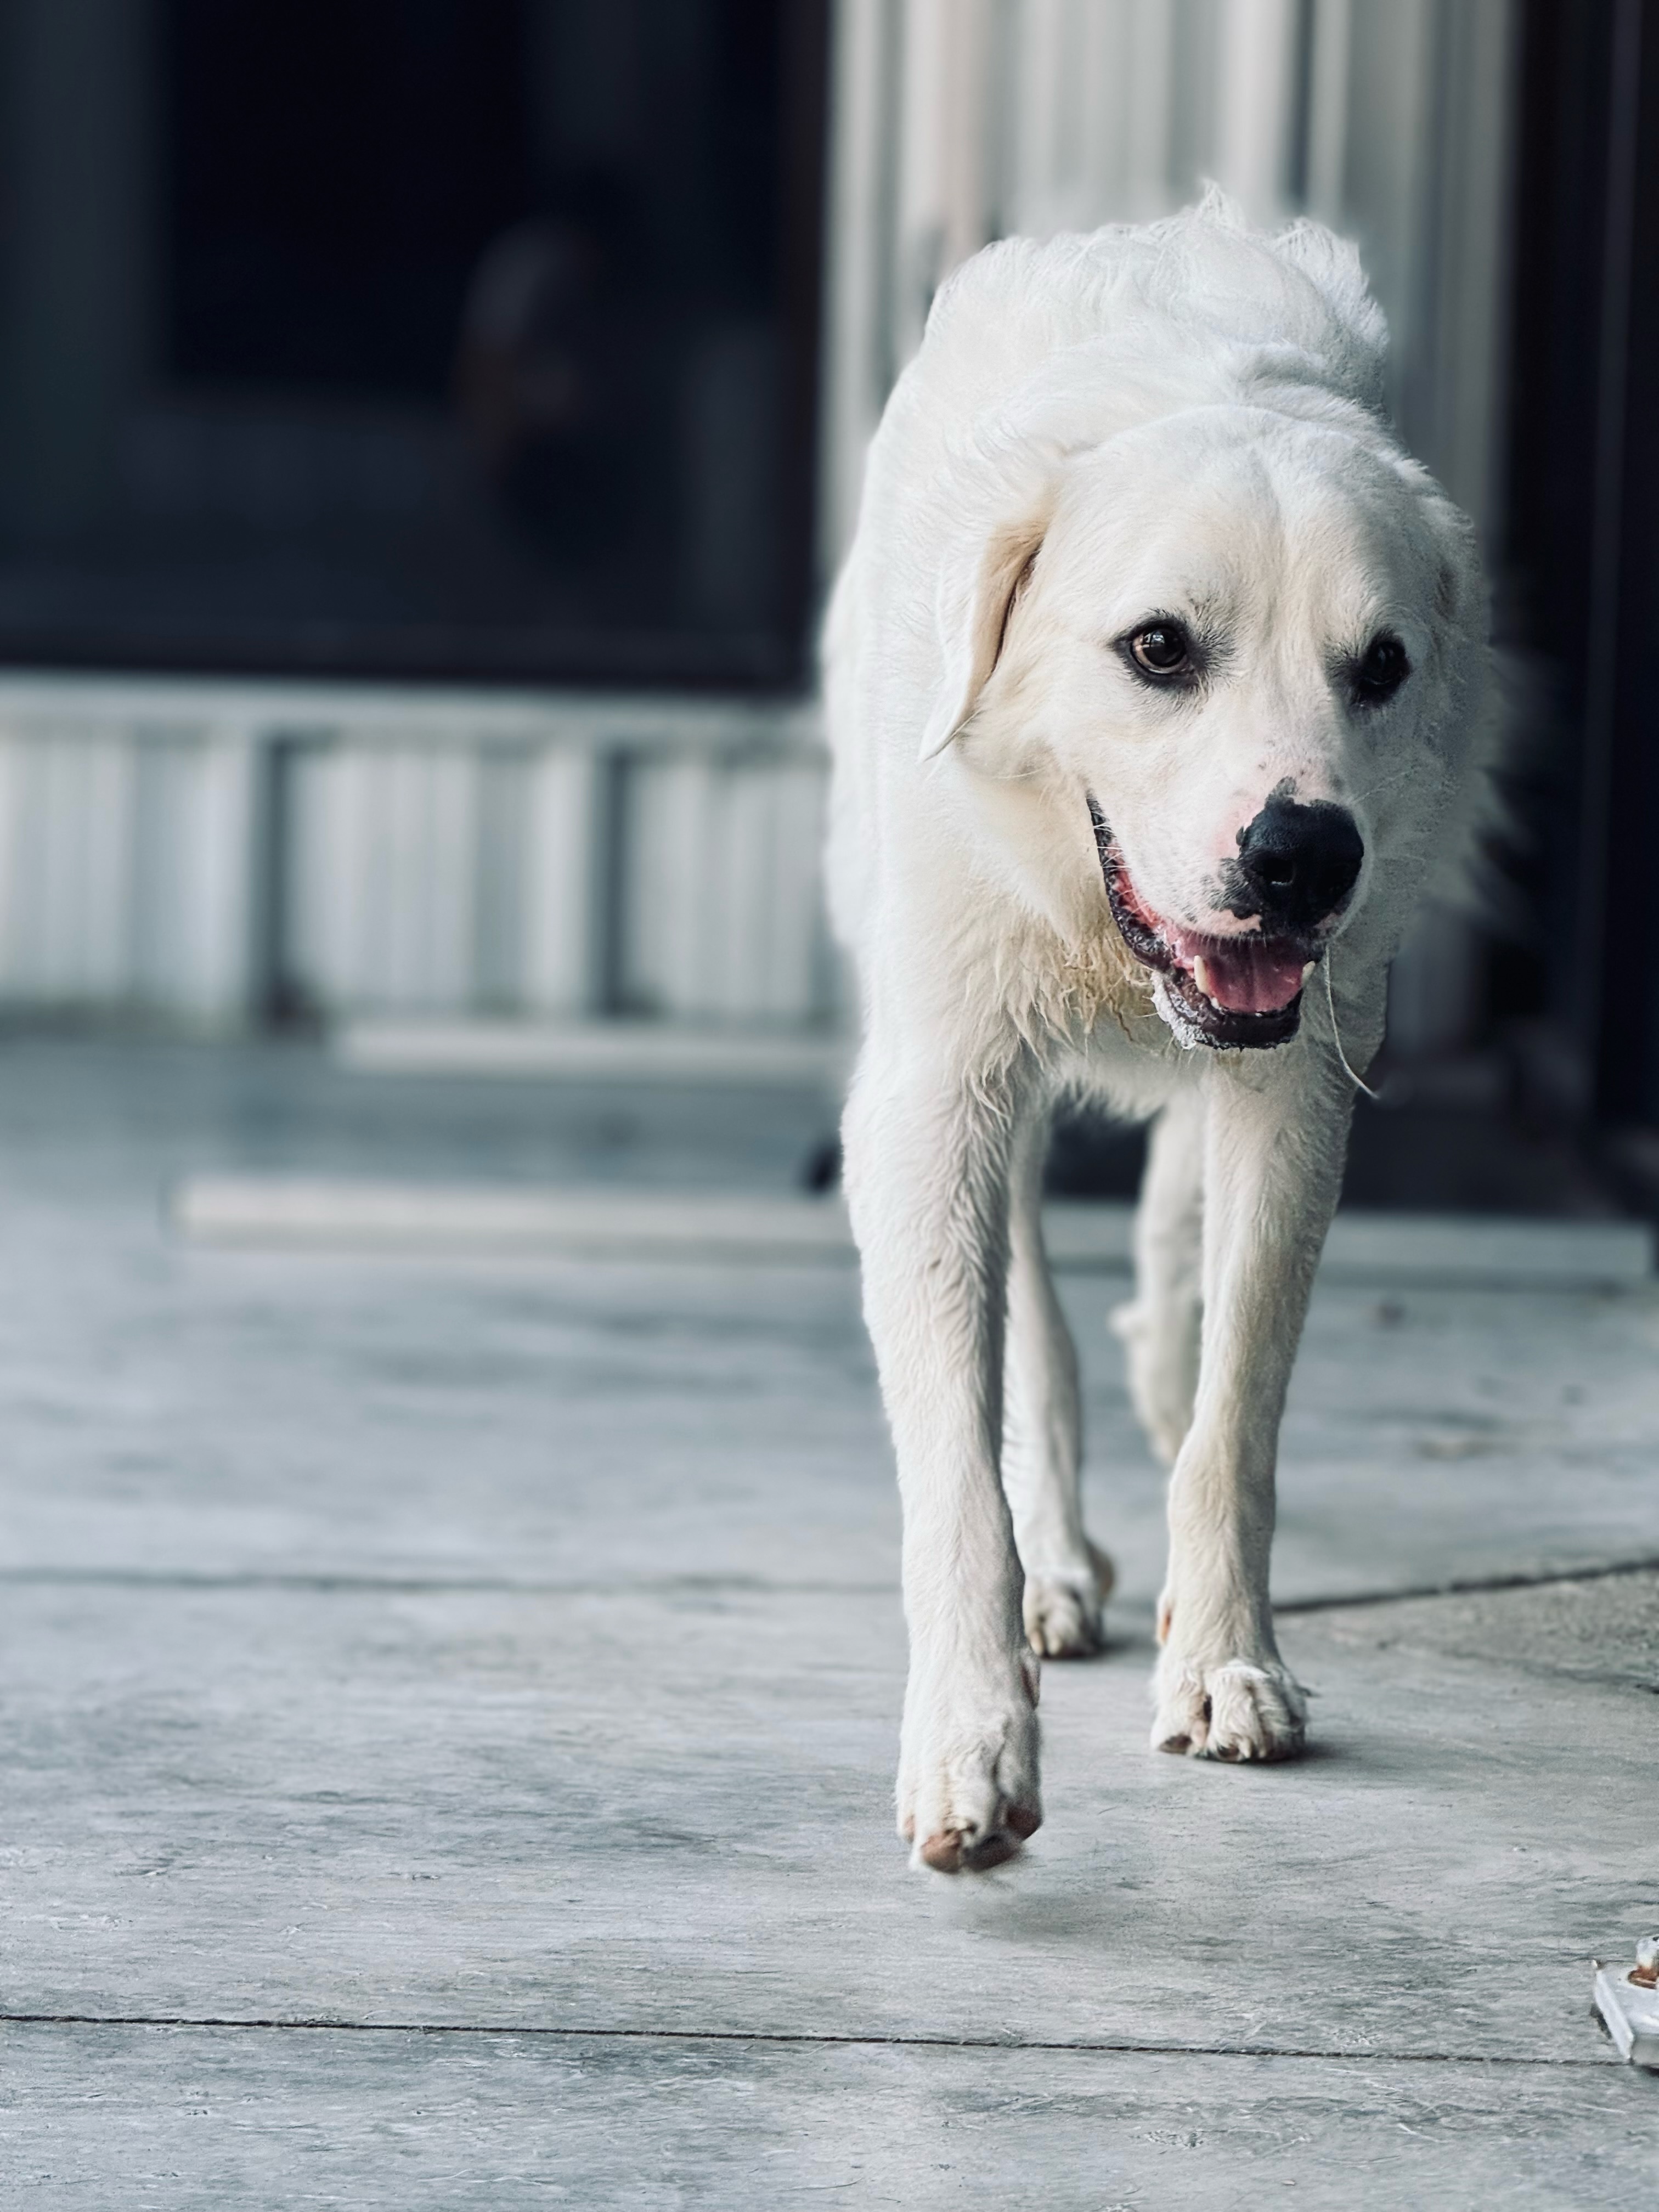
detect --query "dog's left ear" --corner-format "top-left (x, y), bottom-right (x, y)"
top-left (918, 515), bottom-right (1047, 760)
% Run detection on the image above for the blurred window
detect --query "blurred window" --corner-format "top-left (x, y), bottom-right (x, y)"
top-left (0, 0), bottom-right (826, 687)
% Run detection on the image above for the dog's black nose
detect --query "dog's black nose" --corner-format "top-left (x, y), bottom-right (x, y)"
top-left (1231, 797), bottom-right (1363, 932)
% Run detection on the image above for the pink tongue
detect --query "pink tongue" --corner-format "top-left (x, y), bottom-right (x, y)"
top-left (1164, 927), bottom-right (1307, 1014)
top-left (1193, 938), bottom-right (1307, 1015)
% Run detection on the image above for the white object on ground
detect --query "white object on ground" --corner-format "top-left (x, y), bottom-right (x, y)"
top-left (337, 1020), bottom-right (848, 1088)
top-left (170, 1177), bottom-right (1655, 1288)
top-left (1594, 1941), bottom-right (1659, 2070)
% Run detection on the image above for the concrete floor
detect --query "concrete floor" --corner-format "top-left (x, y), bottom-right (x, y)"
top-left (0, 1040), bottom-right (1655, 2206)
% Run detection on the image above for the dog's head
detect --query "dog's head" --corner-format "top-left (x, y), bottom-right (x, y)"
top-left (928, 402), bottom-right (1487, 1049)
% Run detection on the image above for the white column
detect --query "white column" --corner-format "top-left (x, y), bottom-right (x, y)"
top-left (818, 0), bottom-right (900, 582)
top-left (521, 747), bottom-right (602, 1018)
top-left (1212, 0), bottom-right (1302, 221)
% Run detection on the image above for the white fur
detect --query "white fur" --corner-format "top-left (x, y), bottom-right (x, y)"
top-left (824, 194), bottom-right (1491, 1873)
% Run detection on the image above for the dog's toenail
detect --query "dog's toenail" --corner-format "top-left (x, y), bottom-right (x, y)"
top-left (919, 1829), bottom-right (964, 1872)
top-left (1007, 1803), bottom-right (1042, 1839)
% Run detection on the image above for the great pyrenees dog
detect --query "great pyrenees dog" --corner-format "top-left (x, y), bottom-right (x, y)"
top-left (825, 193), bottom-right (1491, 1872)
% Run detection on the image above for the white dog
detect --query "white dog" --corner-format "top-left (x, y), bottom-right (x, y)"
top-left (824, 193), bottom-right (1491, 1872)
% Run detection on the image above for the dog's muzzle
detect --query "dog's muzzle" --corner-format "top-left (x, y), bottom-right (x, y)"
top-left (1088, 796), bottom-right (1351, 1051)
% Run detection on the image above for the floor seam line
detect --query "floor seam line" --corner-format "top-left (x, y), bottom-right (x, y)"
top-left (1276, 1555), bottom-right (1659, 1613)
top-left (0, 1572), bottom-right (902, 1596)
top-left (1, 1556), bottom-right (1657, 1605)
top-left (0, 2012), bottom-right (1615, 2068)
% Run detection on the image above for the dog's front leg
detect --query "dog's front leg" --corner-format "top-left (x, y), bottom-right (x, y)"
top-left (843, 1053), bottom-right (1040, 1871)
top-left (1003, 1105), bottom-right (1111, 1657)
top-left (1152, 1052), bottom-right (1352, 1761)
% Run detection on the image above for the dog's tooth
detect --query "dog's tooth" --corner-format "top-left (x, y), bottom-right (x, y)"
top-left (1301, 962), bottom-right (1316, 983)
top-left (1193, 955), bottom-right (1214, 1002)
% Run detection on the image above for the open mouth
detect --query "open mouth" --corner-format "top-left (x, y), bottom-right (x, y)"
top-left (1090, 804), bottom-right (1315, 1051)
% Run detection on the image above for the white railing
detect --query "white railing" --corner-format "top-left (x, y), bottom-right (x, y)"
top-left (0, 673), bottom-right (833, 1031)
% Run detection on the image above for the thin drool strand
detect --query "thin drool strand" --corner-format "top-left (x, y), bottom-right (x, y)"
top-left (1322, 950), bottom-right (1380, 1101)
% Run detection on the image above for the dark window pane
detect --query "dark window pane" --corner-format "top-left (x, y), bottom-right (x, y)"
top-left (0, 0), bottom-right (826, 686)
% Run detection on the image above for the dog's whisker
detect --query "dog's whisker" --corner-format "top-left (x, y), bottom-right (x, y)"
top-left (1348, 766), bottom-right (1417, 805)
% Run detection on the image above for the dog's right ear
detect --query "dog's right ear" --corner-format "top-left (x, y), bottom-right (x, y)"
top-left (918, 515), bottom-right (1047, 760)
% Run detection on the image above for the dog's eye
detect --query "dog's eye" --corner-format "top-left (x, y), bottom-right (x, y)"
top-left (1127, 622), bottom-right (1194, 679)
top-left (1351, 631), bottom-right (1409, 707)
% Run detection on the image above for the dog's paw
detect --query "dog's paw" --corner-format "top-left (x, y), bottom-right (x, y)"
top-left (1023, 1541), bottom-right (1115, 1658)
top-left (1151, 1648), bottom-right (1307, 1762)
top-left (898, 1654), bottom-right (1042, 1872)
